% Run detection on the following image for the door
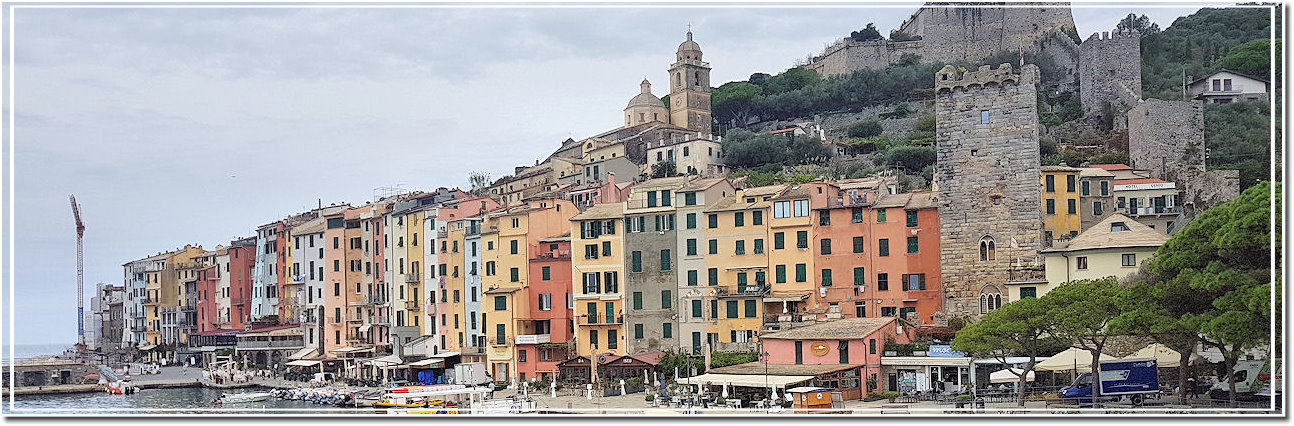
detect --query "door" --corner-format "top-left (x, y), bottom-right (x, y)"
top-left (794, 341), bottom-right (803, 364)
top-left (692, 332), bottom-right (702, 355)
top-left (888, 373), bottom-right (898, 393)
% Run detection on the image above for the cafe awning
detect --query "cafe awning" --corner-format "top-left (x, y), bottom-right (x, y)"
top-left (330, 346), bottom-right (372, 354)
top-left (358, 324), bottom-right (373, 334)
top-left (409, 358), bottom-right (444, 368)
top-left (364, 354), bottom-right (402, 366)
top-left (679, 373), bottom-right (814, 389)
top-left (288, 347), bottom-right (316, 360)
top-left (286, 360), bottom-right (321, 367)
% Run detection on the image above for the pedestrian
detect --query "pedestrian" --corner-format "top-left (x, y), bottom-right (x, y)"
top-left (1186, 377), bottom-right (1199, 399)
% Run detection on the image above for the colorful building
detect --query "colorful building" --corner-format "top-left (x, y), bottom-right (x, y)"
top-left (1041, 165), bottom-right (1083, 241)
top-left (674, 177), bottom-right (735, 355)
top-left (1037, 214), bottom-right (1168, 300)
top-left (704, 184), bottom-right (787, 351)
top-left (569, 203), bottom-right (626, 358)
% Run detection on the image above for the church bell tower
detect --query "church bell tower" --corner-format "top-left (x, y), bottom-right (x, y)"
top-left (668, 30), bottom-right (712, 132)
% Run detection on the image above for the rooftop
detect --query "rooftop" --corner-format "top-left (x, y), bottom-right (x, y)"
top-left (1042, 213), bottom-right (1169, 253)
top-left (760, 317), bottom-right (897, 341)
top-left (1089, 164), bottom-right (1133, 171)
top-left (711, 361), bottom-right (865, 376)
top-left (570, 203), bottom-right (625, 221)
top-left (1079, 168), bottom-right (1116, 178)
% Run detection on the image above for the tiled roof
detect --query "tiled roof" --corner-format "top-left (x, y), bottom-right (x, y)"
top-left (1114, 178), bottom-right (1169, 185)
top-left (1043, 213), bottom-right (1168, 253)
top-left (711, 361), bottom-right (864, 376)
top-left (680, 177), bottom-right (727, 192)
top-left (1041, 165), bottom-right (1082, 172)
top-left (759, 317), bottom-right (896, 341)
top-left (1089, 164), bottom-right (1132, 171)
top-left (1079, 168), bottom-right (1115, 178)
top-left (570, 203), bottom-right (625, 220)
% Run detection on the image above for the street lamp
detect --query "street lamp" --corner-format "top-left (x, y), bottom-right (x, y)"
top-left (762, 350), bottom-right (771, 403)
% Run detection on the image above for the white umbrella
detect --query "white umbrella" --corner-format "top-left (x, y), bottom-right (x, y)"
top-left (1124, 343), bottom-right (1190, 368)
top-left (721, 382), bottom-right (729, 398)
top-left (550, 380), bottom-right (557, 398)
top-left (674, 367), bottom-right (680, 382)
top-left (769, 385), bottom-right (779, 402)
top-left (620, 379), bottom-right (627, 396)
top-left (1034, 348), bottom-right (1116, 372)
top-left (990, 368), bottom-right (1036, 384)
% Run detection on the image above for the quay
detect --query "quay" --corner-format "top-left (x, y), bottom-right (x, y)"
top-left (2, 364), bottom-right (273, 397)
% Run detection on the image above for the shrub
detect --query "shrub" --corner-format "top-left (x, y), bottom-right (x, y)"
top-left (848, 119), bottom-right (884, 138)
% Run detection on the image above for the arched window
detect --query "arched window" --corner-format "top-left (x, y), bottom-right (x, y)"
top-left (675, 73), bottom-right (682, 87)
top-left (980, 288), bottom-right (1002, 314)
top-left (694, 71), bottom-right (701, 86)
top-left (979, 237), bottom-right (996, 261)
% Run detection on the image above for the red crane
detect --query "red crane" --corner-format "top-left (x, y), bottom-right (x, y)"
top-left (70, 195), bottom-right (85, 345)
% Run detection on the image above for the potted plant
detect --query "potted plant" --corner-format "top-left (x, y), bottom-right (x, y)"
top-left (716, 396), bottom-right (727, 406)
top-left (955, 394), bottom-right (971, 408)
top-left (645, 393), bottom-right (656, 407)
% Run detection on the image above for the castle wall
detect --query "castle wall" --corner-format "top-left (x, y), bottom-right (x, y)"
top-left (1127, 99), bottom-right (1205, 183)
top-left (934, 63), bottom-right (1044, 316)
top-left (1079, 29), bottom-right (1143, 124)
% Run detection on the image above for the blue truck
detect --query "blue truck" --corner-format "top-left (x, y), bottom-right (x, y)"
top-left (1060, 358), bottom-right (1160, 405)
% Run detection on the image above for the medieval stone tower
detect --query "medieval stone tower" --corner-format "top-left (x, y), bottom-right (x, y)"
top-left (1078, 29), bottom-right (1142, 128)
top-left (668, 30), bottom-right (712, 132)
top-left (934, 63), bottom-right (1045, 317)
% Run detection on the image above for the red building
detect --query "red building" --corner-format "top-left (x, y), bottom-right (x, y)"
top-left (196, 263), bottom-right (220, 333)
top-left (517, 237), bottom-right (574, 381)
top-left (731, 317), bottom-right (913, 400)
top-left (228, 238), bottom-right (257, 331)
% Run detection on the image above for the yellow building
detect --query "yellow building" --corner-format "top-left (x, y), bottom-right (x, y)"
top-left (1033, 214), bottom-right (1168, 301)
top-left (569, 203), bottom-right (626, 357)
top-left (701, 184), bottom-right (787, 350)
top-left (1041, 166), bottom-right (1083, 241)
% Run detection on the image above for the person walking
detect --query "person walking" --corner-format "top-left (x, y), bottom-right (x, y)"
top-left (1186, 377), bottom-right (1199, 399)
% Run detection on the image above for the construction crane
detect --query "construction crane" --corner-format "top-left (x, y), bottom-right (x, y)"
top-left (70, 195), bottom-right (85, 346)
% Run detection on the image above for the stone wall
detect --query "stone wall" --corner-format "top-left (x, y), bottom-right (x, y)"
top-left (934, 63), bottom-right (1044, 316)
top-left (1127, 99), bottom-right (1206, 183)
top-left (1079, 29), bottom-right (1143, 127)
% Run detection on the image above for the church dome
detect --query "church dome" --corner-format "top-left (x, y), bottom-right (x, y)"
top-left (625, 79), bottom-right (665, 109)
top-left (676, 31), bottom-right (702, 60)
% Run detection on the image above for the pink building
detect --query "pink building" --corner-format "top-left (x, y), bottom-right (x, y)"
top-left (752, 317), bottom-right (912, 400)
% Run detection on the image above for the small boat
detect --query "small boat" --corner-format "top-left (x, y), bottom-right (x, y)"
top-left (105, 380), bottom-right (136, 395)
top-left (374, 385), bottom-right (489, 411)
top-left (219, 392), bottom-right (273, 404)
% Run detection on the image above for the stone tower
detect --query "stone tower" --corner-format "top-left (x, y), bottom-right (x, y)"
top-left (668, 30), bottom-right (712, 132)
top-left (624, 79), bottom-right (669, 127)
top-left (1078, 29), bottom-right (1142, 128)
top-left (934, 63), bottom-right (1045, 317)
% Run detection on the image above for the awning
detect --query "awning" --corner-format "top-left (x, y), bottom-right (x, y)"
top-left (764, 295), bottom-right (809, 303)
top-left (881, 356), bottom-right (974, 367)
top-left (137, 344), bottom-right (157, 351)
top-left (358, 324), bottom-right (372, 334)
top-left (288, 347), bottom-right (317, 360)
top-left (287, 360), bottom-right (321, 367)
top-left (364, 354), bottom-right (402, 366)
top-left (330, 346), bottom-right (372, 354)
top-left (679, 373), bottom-right (814, 388)
top-left (409, 358), bottom-right (444, 368)
top-left (990, 368), bottom-right (1036, 384)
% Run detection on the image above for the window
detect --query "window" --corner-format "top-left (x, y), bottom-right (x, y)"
top-left (852, 236), bottom-right (865, 254)
top-left (1067, 199), bottom-right (1076, 215)
top-left (906, 210), bottom-right (918, 227)
top-left (510, 267), bottom-right (519, 282)
top-left (906, 236), bottom-right (919, 254)
top-left (753, 239), bottom-right (764, 254)
top-left (775, 265), bottom-right (787, 283)
top-left (797, 231), bottom-right (808, 249)
top-left (980, 292), bottom-right (1002, 314)
top-left (708, 239), bottom-right (718, 255)
top-left (1046, 199), bottom-right (1055, 214)
top-left (773, 201), bottom-right (790, 218)
top-left (869, 339), bottom-right (876, 354)
top-left (634, 324), bottom-right (644, 339)
top-left (734, 212), bottom-right (745, 227)
top-left (852, 208), bottom-right (863, 223)
top-left (1076, 256), bottom-right (1089, 270)
top-left (660, 249), bottom-right (671, 271)
top-left (710, 300), bottom-right (718, 319)
top-left (881, 307), bottom-right (897, 317)
top-left (685, 192), bottom-right (697, 206)
top-left (902, 273), bottom-right (926, 291)
top-left (726, 301), bottom-right (739, 318)
top-left (686, 213), bottom-right (697, 229)
top-left (686, 239), bottom-right (697, 256)
top-left (878, 239), bottom-right (889, 257)
top-left (819, 210), bottom-right (831, 226)
top-left (1045, 175), bottom-right (1055, 192)
top-left (691, 300), bottom-right (702, 318)
top-left (707, 214), bottom-right (718, 228)
top-left (820, 238), bottom-right (832, 255)
top-left (821, 269), bottom-right (833, 286)
top-left (602, 241), bottom-right (611, 257)
top-left (663, 323), bottom-right (672, 338)
top-left (773, 232), bottom-right (785, 250)
top-left (854, 302), bottom-right (866, 318)
top-left (980, 110), bottom-right (989, 124)
top-left (877, 273), bottom-right (889, 291)
top-left (1020, 287), bottom-right (1037, 299)
top-left (539, 294), bottom-right (552, 310)
top-left (795, 264), bottom-right (807, 282)
top-left (661, 290), bottom-right (672, 309)
top-left (584, 245), bottom-right (598, 260)
top-left (793, 200), bottom-right (809, 217)
top-left (542, 266), bottom-right (551, 281)
top-left (647, 191), bottom-right (657, 207)
top-left (494, 296), bottom-right (507, 311)
top-left (735, 240), bottom-right (746, 255)
top-left (632, 292), bottom-right (643, 310)
top-left (687, 270), bottom-right (698, 286)
top-left (979, 237), bottom-right (996, 261)
top-left (661, 190), bottom-right (671, 207)
top-left (631, 251), bottom-right (642, 272)
top-left (1066, 175), bottom-right (1075, 193)
top-left (744, 299), bottom-right (757, 318)
top-left (589, 330), bottom-right (599, 348)
top-left (752, 211), bottom-right (763, 225)
top-left (1081, 180), bottom-right (1090, 196)
top-left (853, 267), bottom-right (865, 286)
top-left (876, 209), bottom-right (887, 223)
top-left (1122, 253), bottom-right (1136, 267)
top-left (1093, 201), bottom-right (1104, 216)
top-left (510, 239), bottom-right (518, 254)
top-left (1101, 181), bottom-right (1110, 196)
top-left (707, 268), bottom-right (718, 286)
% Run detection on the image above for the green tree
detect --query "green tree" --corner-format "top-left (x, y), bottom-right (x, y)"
top-left (1214, 39), bottom-right (1278, 80)
top-left (850, 23), bottom-right (883, 42)
top-left (1205, 101), bottom-right (1271, 190)
top-left (1108, 281), bottom-right (1206, 404)
top-left (658, 352), bottom-right (706, 380)
top-left (760, 67), bottom-right (822, 95)
top-left (712, 81), bottom-right (764, 130)
top-left (1116, 13), bottom-right (1161, 36)
top-left (1143, 182), bottom-right (1278, 407)
top-left (882, 145), bottom-right (936, 173)
top-left (1040, 278), bottom-right (1128, 405)
top-left (651, 161), bottom-right (678, 178)
top-left (952, 297), bottom-right (1061, 406)
top-left (1140, 8), bottom-right (1272, 99)
top-left (847, 119), bottom-right (884, 138)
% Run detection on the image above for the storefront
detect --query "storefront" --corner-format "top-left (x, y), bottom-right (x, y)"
top-left (880, 355), bottom-right (973, 394)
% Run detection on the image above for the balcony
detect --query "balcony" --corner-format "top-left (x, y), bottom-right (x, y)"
top-left (370, 316), bottom-right (390, 326)
top-left (143, 298), bottom-right (158, 305)
top-left (368, 294), bottom-right (389, 305)
top-left (826, 193), bottom-right (871, 208)
top-left (578, 315), bottom-right (623, 325)
top-left (301, 315), bottom-right (319, 325)
top-left (515, 334), bottom-right (551, 345)
top-left (237, 338), bottom-right (305, 349)
top-left (1117, 206), bottom-right (1182, 217)
top-left (1007, 268), bottom-right (1047, 283)
top-left (534, 250), bottom-right (571, 260)
top-left (437, 230), bottom-right (448, 239)
top-left (716, 285), bottom-right (770, 298)
top-left (405, 300), bottom-right (421, 311)
top-left (347, 336), bottom-right (373, 345)
top-left (424, 303), bottom-right (437, 314)
top-left (405, 275), bottom-right (420, 283)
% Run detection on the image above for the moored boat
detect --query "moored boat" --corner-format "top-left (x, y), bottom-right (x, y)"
top-left (218, 392), bottom-right (273, 404)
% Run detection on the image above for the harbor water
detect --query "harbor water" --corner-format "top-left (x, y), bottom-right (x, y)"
top-left (8, 386), bottom-right (378, 414)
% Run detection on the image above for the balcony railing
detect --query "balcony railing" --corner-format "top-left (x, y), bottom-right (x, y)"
top-left (535, 250), bottom-right (571, 260)
top-left (367, 294), bottom-right (389, 305)
top-left (826, 194), bottom-right (871, 208)
top-left (405, 300), bottom-right (421, 311)
top-left (405, 275), bottom-right (420, 283)
top-left (370, 316), bottom-right (390, 325)
top-left (1007, 268), bottom-right (1047, 283)
top-left (716, 285), bottom-right (769, 298)
top-left (579, 315), bottom-right (623, 325)
top-left (1117, 206), bottom-right (1182, 216)
top-left (515, 334), bottom-right (551, 345)
top-left (237, 339), bottom-right (305, 349)
top-left (424, 303), bottom-right (437, 314)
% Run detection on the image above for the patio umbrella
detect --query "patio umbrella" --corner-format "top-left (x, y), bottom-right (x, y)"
top-left (550, 380), bottom-right (557, 398)
top-left (620, 379), bottom-right (626, 396)
top-left (990, 368), bottom-right (1036, 383)
top-left (721, 382), bottom-right (729, 398)
top-left (1034, 348), bottom-right (1115, 372)
top-left (674, 367), bottom-right (680, 382)
top-left (769, 385), bottom-right (779, 402)
top-left (1123, 343), bottom-right (1190, 368)
top-left (644, 370), bottom-right (649, 386)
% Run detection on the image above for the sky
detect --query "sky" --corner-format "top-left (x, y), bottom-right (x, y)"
top-left (4, 2), bottom-right (1209, 346)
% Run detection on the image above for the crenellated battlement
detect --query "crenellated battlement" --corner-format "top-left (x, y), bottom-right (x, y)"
top-left (1084, 29), bottom-right (1140, 43)
top-left (934, 63), bottom-right (1038, 93)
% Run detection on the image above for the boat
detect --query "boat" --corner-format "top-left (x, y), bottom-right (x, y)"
top-left (374, 385), bottom-right (490, 411)
top-left (105, 380), bottom-right (136, 395)
top-left (218, 392), bottom-right (273, 404)
top-left (476, 395), bottom-right (538, 414)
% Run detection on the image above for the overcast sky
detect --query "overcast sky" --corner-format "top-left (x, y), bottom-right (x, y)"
top-left (6, 2), bottom-right (1207, 346)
